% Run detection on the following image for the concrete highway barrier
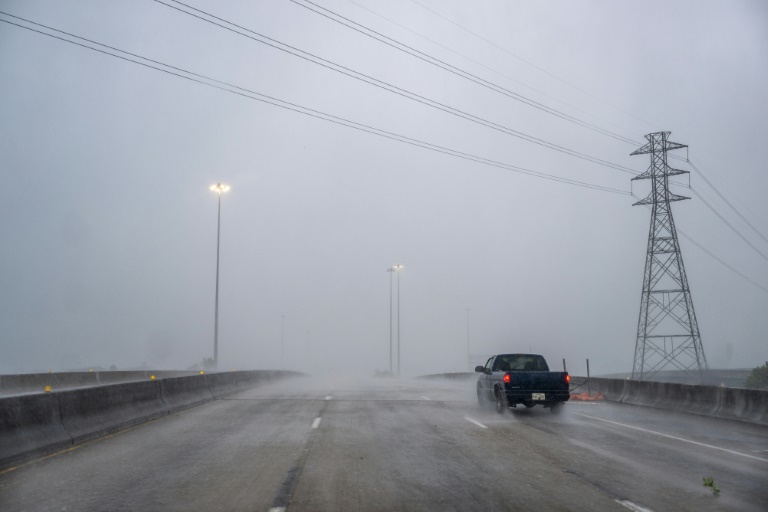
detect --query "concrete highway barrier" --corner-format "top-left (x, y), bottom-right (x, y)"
top-left (205, 372), bottom-right (240, 398)
top-left (583, 376), bottom-right (768, 425)
top-left (0, 370), bottom-right (298, 469)
top-left (421, 373), bottom-right (767, 425)
top-left (58, 381), bottom-right (169, 445)
top-left (0, 370), bottom-right (199, 396)
top-left (718, 386), bottom-right (768, 425)
top-left (418, 372), bottom-right (475, 380)
top-left (0, 372), bottom-right (99, 396)
top-left (160, 375), bottom-right (215, 413)
top-left (0, 393), bottom-right (72, 467)
top-left (94, 370), bottom-right (196, 386)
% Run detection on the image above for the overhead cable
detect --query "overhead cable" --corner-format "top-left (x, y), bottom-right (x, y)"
top-left (689, 187), bottom-right (768, 263)
top-left (406, 0), bottom-right (661, 134)
top-left (670, 153), bottom-right (768, 246)
top-left (633, 197), bottom-right (768, 296)
top-left (0, 12), bottom-right (630, 197)
top-left (1, 12), bottom-right (763, 296)
top-left (677, 229), bottom-right (768, 295)
top-left (286, 0), bottom-right (640, 146)
top-left (158, 0), bottom-right (638, 176)
top-left (345, 0), bottom-right (642, 144)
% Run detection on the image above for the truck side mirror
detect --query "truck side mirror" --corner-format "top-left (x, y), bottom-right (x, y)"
top-left (474, 366), bottom-right (485, 373)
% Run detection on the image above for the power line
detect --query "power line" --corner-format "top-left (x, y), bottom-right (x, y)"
top-left (164, 0), bottom-right (768, 263)
top-left (689, 186), bottom-right (768, 263)
top-left (0, 12), bottom-right (630, 197)
top-left (669, 153), bottom-right (768, 246)
top-left (286, 0), bottom-right (640, 146)
top-left (678, 230), bottom-right (768, 295)
top-left (4, 12), bottom-right (763, 296)
top-left (631, 195), bottom-right (768, 295)
top-left (344, 0), bottom-right (642, 145)
top-left (406, 0), bottom-right (661, 134)
top-left (337, 0), bottom-right (768, 274)
top-left (158, 0), bottom-right (638, 176)
top-left (689, 156), bottom-right (767, 233)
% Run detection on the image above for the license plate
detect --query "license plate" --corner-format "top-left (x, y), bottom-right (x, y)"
top-left (532, 393), bottom-right (546, 401)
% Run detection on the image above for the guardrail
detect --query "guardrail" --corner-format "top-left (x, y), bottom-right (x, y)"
top-left (418, 372), bottom-right (475, 380)
top-left (0, 370), bottom-right (298, 469)
top-left (571, 376), bottom-right (768, 425)
top-left (0, 370), bottom-right (201, 396)
top-left (419, 373), bottom-right (768, 425)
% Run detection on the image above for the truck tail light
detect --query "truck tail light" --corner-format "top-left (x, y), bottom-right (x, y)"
top-left (503, 373), bottom-right (511, 383)
top-left (565, 373), bottom-right (570, 384)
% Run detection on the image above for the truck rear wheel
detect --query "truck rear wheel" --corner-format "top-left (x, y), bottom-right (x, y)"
top-left (549, 402), bottom-right (564, 414)
top-left (495, 389), bottom-right (506, 415)
top-left (477, 388), bottom-right (486, 408)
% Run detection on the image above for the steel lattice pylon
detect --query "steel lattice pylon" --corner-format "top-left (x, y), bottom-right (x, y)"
top-left (631, 131), bottom-right (707, 381)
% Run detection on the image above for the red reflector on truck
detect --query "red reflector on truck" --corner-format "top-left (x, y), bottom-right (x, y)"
top-left (503, 374), bottom-right (511, 383)
top-left (565, 374), bottom-right (570, 383)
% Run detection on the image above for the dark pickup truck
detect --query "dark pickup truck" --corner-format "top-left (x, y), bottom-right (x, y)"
top-left (475, 354), bottom-right (570, 414)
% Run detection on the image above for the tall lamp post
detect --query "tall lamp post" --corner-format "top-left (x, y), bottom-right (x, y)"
top-left (210, 182), bottom-right (230, 369)
top-left (392, 264), bottom-right (404, 375)
top-left (466, 308), bottom-right (471, 370)
top-left (386, 267), bottom-right (395, 374)
top-left (281, 314), bottom-right (285, 370)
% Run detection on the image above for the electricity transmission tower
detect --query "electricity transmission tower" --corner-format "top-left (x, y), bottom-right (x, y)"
top-left (631, 131), bottom-right (707, 381)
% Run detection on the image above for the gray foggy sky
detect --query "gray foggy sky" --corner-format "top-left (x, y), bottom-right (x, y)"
top-left (1, 0), bottom-right (766, 376)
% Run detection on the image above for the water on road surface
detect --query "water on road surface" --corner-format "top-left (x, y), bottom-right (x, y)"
top-left (1, 375), bottom-right (766, 511)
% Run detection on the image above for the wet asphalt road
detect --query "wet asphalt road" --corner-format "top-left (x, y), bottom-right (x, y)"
top-left (1, 376), bottom-right (766, 511)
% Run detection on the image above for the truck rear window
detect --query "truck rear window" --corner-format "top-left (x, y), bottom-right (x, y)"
top-left (492, 355), bottom-right (549, 372)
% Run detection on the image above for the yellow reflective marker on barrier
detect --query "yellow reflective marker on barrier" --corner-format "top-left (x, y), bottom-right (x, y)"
top-left (200, 371), bottom-right (205, 375)
top-left (232, 369), bottom-right (236, 372)
top-left (150, 375), bottom-right (156, 380)
top-left (44, 385), bottom-right (51, 393)
top-left (89, 368), bottom-right (93, 372)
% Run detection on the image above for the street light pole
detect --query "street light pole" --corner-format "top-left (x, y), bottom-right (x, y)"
top-left (466, 308), bottom-right (471, 370)
top-left (281, 314), bottom-right (285, 370)
top-left (210, 182), bottom-right (230, 370)
top-left (392, 264), bottom-right (404, 375)
top-left (387, 267), bottom-right (394, 374)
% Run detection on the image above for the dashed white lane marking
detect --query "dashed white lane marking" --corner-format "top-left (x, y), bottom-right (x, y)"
top-left (420, 396), bottom-right (431, 401)
top-left (325, 395), bottom-right (333, 400)
top-left (615, 499), bottom-right (653, 512)
top-left (575, 413), bottom-right (768, 463)
top-left (464, 416), bottom-right (488, 429)
top-left (311, 417), bottom-right (322, 429)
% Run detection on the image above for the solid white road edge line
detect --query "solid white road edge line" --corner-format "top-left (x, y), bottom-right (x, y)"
top-left (575, 413), bottom-right (768, 463)
top-left (421, 396), bottom-right (431, 401)
top-left (464, 416), bottom-right (488, 429)
top-left (615, 499), bottom-right (653, 512)
top-left (311, 417), bottom-right (322, 429)
top-left (268, 508), bottom-right (286, 512)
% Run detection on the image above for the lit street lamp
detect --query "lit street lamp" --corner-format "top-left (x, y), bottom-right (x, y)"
top-left (210, 182), bottom-right (230, 369)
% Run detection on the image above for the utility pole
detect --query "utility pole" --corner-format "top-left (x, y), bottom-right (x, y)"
top-left (209, 183), bottom-right (230, 370)
top-left (387, 267), bottom-right (394, 374)
top-left (281, 314), bottom-right (285, 370)
top-left (396, 265), bottom-right (403, 375)
top-left (466, 308), bottom-right (471, 370)
top-left (390, 264), bottom-right (404, 375)
top-left (631, 131), bottom-right (707, 381)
